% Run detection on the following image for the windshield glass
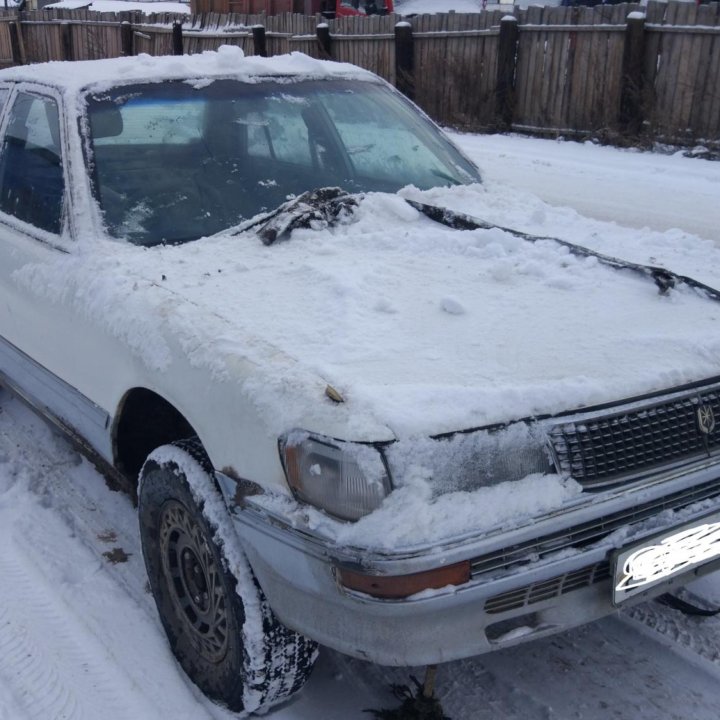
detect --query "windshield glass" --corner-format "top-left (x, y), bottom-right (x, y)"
top-left (86, 78), bottom-right (480, 246)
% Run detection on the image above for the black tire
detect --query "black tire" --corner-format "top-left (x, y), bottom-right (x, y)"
top-left (138, 439), bottom-right (318, 713)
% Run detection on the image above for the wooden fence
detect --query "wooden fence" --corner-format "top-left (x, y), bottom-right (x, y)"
top-left (1, 2), bottom-right (719, 145)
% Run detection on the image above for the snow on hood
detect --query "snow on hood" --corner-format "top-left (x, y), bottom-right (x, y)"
top-left (15, 185), bottom-right (720, 441)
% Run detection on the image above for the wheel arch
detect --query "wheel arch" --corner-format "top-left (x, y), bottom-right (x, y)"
top-left (113, 387), bottom-right (201, 486)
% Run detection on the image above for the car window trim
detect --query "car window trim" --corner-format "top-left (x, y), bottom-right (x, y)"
top-left (0, 83), bottom-right (14, 147)
top-left (0, 82), bottom-right (72, 248)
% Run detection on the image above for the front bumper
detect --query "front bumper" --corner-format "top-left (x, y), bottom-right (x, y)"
top-left (219, 459), bottom-right (720, 666)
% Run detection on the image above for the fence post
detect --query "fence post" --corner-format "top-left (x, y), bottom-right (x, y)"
top-left (61, 21), bottom-right (73, 61)
top-left (121, 21), bottom-right (134, 56)
top-left (394, 21), bottom-right (414, 101)
top-left (9, 20), bottom-right (25, 65)
top-left (316, 22), bottom-right (331, 59)
top-left (495, 15), bottom-right (518, 131)
top-left (172, 20), bottom-right (183, 56)
top-left (252, 24), bottom-right (267, 57)
top-left (620, 11), bottom-right (646, 135)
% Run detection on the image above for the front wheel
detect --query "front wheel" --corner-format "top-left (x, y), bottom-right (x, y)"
top-left (138, 439), bottom-right (318, 713)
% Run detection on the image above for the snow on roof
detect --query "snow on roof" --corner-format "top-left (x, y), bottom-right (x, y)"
top-left (0, 47), bottom-right (374, 94)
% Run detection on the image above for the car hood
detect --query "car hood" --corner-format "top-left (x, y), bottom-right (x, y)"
top-left (18, 188), bottom-right (720, 440)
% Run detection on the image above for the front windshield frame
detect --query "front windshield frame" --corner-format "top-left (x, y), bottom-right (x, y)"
top-left (84, 75), bottom-right (481, 247)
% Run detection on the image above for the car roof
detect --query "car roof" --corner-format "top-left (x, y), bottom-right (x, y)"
top-left (0, 48), bottom-right (375, 95)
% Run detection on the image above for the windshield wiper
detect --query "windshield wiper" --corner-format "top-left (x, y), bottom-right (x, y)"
top-left (256, 187), bottom-right (360, 245)
top-left (206, 187), bottom-right (359, 243)
top-left (407, 198), bottom-right (720, 304)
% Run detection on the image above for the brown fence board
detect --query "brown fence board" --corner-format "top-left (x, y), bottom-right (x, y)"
top-left (288, 33), bottom-right (319, 58)
top-left (696, 7), bottom-right (720, 139)
top-left (548, 8), bottom-right (570, 128)
top-left (691, 5), bottom-right (716, 137)
top-left (514, 5), bottom-right (540, 128)
top-left (670, 2), bottom-right (694, 134)
top-left (23, 21), bottom-right (62, 62)
top-left (709, 37), bottom-right (720, 140)
top-left (331, 20), bottom-right (394, 82)
top-left (0, 22), bottom-right (13, 66)
top-left (677, 5), bottom-right (701, 135)
top-left (413, 26), bottom-right (498, 130)
top-left (585, 7), bottom-right (604, 130)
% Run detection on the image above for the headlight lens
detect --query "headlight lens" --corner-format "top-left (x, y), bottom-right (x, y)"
top-left (280, 431), bottom-right (392, 521)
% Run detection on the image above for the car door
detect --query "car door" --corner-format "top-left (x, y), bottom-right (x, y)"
top-left (0, 83), bottom-right (113, 460)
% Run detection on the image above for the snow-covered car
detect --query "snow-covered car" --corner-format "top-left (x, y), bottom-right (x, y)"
top-left (2, 47), bottom-right (720, 714)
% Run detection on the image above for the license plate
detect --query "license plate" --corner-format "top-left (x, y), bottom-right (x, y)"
top-left (612, 510), bottom-right (720, 606)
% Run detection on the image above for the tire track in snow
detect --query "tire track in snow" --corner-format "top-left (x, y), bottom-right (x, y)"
top-left (623, 597), bottom-right (720, 670)
top-left (0, 521), bottom-right (155, 720)
top-left (0, 396), bottom-right (232, 720)
top-left (0, 557), bottom-right (78, 720)
top-left (0, 662), bottom-right (32, 720)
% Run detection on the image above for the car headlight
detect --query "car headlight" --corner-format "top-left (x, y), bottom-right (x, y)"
top-left (280, 431), bottom-right (392, 521)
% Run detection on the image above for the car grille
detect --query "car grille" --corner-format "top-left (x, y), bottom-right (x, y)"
top-left (470, 475), bottom-right (720, 578)
top-left (548, 387), bottom-right (720, 487)
top-left (484, 561), bottom-right (611, 614)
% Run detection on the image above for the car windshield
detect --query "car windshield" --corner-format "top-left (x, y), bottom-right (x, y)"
top-left (86, 78), bottom-right (480, 246)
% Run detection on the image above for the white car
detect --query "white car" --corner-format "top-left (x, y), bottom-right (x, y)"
top-left (2, 47), bottom-right (720, 714)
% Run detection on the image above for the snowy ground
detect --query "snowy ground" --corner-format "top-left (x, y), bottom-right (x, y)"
top-left (453, 132), bottom-right (720, 242)
top-left (2, 134), bottom-right (720, 720)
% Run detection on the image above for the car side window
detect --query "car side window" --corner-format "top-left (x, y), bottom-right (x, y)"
top-left (0, 88), bottom-right (8, 118)
top-left (0, 91), bottom-right (65, 235)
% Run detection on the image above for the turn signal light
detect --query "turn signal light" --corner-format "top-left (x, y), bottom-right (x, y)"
top-left (338, 561), bottom-right (471, 599)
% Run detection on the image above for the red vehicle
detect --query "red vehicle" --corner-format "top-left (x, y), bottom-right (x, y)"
top-left (327, 0), bottom-right (394, 15)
